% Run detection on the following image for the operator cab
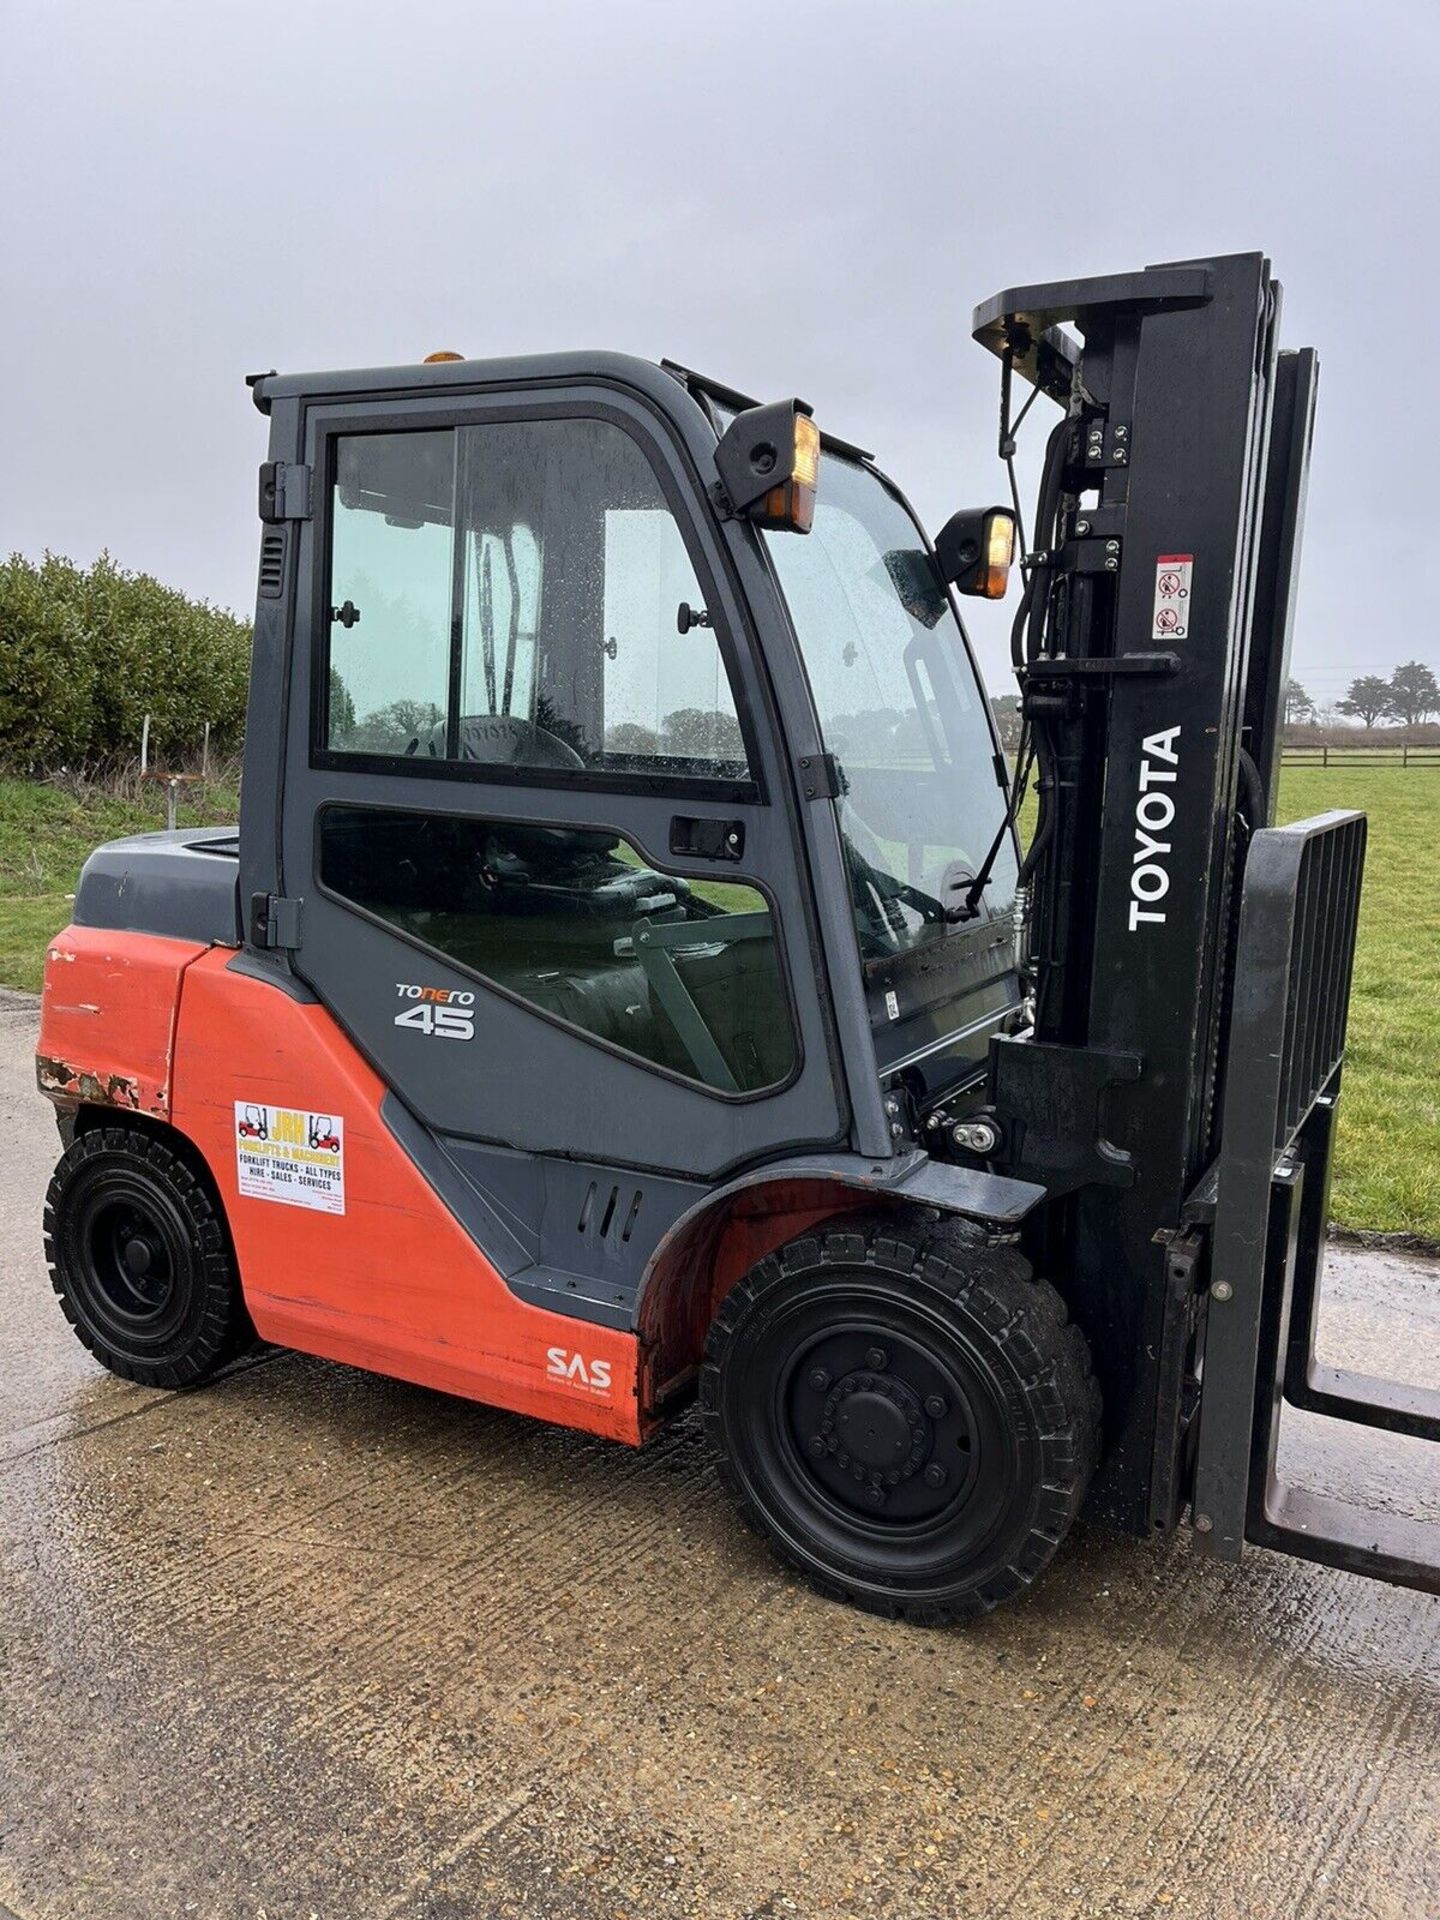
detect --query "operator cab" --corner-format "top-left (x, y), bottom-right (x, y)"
top-left (289, 362), bottom-right (1022, 1135)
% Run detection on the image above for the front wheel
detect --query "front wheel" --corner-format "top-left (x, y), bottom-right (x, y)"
top-left (700, 1213), bottom-right (1099, 1625)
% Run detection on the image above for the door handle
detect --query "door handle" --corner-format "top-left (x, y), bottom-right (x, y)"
top-left (669, 816), bottom-right (745, 862)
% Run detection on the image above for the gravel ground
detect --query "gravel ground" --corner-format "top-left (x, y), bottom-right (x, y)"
top-left (1, 992), bottom-right (1436, 1920)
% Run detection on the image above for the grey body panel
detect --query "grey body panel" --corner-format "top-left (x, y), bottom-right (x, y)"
top-left (386, 1094), bottom-right (703, 1329)
top-left (277, 375), bottom-right (855, 1180)
top-left (225, 948), bottom-right (319, 1002)
top-left (636, 1148), bottom-right (1047, 1293)
top-left (387, 1083), bottom-right (1045, 1330)
top-left (74, 830), bottom-right (241, 946)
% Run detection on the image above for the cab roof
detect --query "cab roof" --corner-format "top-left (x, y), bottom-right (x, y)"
top-left (251, 351), bottom-right (712, 419)
top-left (248, 352), bottom-right (874, 461)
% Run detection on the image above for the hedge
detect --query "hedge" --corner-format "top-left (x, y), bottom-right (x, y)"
top-left (0, 552), bottom-right (251, 771)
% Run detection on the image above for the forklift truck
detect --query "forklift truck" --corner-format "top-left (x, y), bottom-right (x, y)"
top-left (36, 252), bottom-right (1439, 1622)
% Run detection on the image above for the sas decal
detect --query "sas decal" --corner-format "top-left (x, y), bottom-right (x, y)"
top-left (546, 1347), bottom-right (613, 1395)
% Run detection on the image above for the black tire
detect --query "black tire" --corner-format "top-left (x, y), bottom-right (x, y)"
top-left (43, 1125), bottom-right (252, 1388)
top-left (700, 1212), bottom-right (1099, 1625)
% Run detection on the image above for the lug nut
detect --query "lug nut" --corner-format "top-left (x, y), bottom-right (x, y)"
top-left (924, 1394), bottom-right (947, 1419)
top-left (924, 1463), bottom-right (948, 1489)
top-left (806, 1435), bottom-right (827, 1459)
top-left (808, 1368), bottom-right (830, 1391)
top-left (865, 1486), bottom-right (886, 1507)
top-left (865, 1347), bottom-right (888, 1370)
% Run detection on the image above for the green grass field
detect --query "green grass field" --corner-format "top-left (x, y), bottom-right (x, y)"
top-left (0, 775), bottom-right (240, 995)
top-left (1281, 768), bottom-right (1440, 1242)
top-left (1, 765), bottom-right (1435, 1238)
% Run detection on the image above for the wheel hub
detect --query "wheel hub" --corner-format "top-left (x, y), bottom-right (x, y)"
top-left (835, 1389), bottom-right (911, 1468)
top-left (791, 1335), bottom-right (978, 1523)
top-left (123, 1236), bottom-right (155, 1277)
top-left (87, 1201), bottom-right (177, 1321)
top-left (820, 1372), bottom-right (930, 1489)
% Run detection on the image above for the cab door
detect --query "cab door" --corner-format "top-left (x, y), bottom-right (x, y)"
top-left (278, 383), bottom-right (844, 1181)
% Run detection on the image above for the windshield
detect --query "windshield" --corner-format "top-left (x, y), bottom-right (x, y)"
top-left (763, 456), bottom-right (1018, 963)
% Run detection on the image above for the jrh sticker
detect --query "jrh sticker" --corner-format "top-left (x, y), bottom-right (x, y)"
top-left (234, 1102), bottom-right (345, 1214)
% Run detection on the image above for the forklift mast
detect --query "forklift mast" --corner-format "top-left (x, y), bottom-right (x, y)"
top-left (974, 254), bottom-right (1437, 1586)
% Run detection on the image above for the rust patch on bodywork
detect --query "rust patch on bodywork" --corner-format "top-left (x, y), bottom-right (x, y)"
top-left (37, 925), bottom-right (205, 1120)
top-left (36, 1055), bottom-right (144, 1110)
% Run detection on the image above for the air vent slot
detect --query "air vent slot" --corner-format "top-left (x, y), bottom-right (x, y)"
top-left (577, 1182), bottom-right (597, 1232)
top-left (258, 529), bottom-right (286, 599)
top-left (577, 1182), bottom-right (643, 1244)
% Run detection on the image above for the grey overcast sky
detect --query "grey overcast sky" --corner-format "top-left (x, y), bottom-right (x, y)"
top-left (3, 0), bottom-right (1437, 702)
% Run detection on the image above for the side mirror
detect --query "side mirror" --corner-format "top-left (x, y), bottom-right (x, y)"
top-left (935, 506), bottom-right (1016, 598)
top-left (881, 549), bottom-right (949, 629)
top-left (714, 399), bottom-right (821, 533)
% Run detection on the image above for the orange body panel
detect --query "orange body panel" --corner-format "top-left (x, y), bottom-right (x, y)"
top-left (37, 926), bottom-right (204, 1115)
top-left (37, 934), bottom-right (870, 1449)
top-left (168, 950), bottom-right (644, 1444)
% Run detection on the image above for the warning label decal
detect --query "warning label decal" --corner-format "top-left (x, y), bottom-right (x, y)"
top-left (234, 1103), bottom-right (345, 1214)
top-left (1152, 554), bottom-right (1193, 640)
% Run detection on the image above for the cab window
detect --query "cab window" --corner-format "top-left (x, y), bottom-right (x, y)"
top-left (323, 418), bottom-right (753, 789)
top-left (318, 806), bottom-right (795, 1095)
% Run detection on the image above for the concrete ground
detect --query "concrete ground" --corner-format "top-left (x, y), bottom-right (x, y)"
top-left (1, 989), bottom-right (1436, 1920)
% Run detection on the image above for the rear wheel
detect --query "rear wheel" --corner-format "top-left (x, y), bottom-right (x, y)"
top-left (700, 1213), bottom-right (1099, 1624)
top-left (44, 1125), bottom-right (252, 1388)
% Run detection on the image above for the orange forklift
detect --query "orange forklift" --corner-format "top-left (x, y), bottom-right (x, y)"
top-left (37, 253), bottom-right (1438, 1622)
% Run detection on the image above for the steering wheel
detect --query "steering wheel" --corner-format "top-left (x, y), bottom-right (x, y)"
top-left (408, 713), bottom-right (586, 769)
top-left (841, 812), bottom-right (944, 957)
